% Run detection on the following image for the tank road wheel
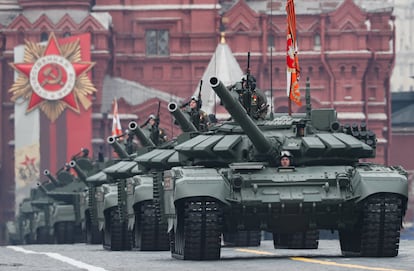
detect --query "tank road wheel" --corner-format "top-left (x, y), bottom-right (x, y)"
top-left (103, 208), bottom-right (131, 251)
top-left (64, 222), bottom-right (75, 244)
top-left (273, 230), bottom-right (319, 249)
top-left (54, 222), bottom-right (66, 244)
top-left (36, 227), bottom-right (50, 244)
top-left (85, 215), bottom-right (102, 244)
top-left (173, 197), bottom-right (222, 260)
top-left (223, 231), bottom-right (261, 247)
top-left (340, 194), bottom-right (403, 257)
top-left (133, 200), bottom-right (169, 251)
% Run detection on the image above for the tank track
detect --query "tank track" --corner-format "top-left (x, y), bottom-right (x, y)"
top-left (54, 222), bottom-right (75, 244)
top-left (273, 230), bottom-right (319, 249)
top-left (133, 200), bottom-right (169, 251)
top-left (339, 194), bottom-right (403, 257)
top-left (86, 186), bottom-right (101, 244)
top-left (173, 197), bottom-right (222, 260)
top-left (36, 226), bottom-right (51, 244)
top-left (223, 230), bottom-right (261, 247)
top-left (85, 212), bottom-right (102, 244)
top-left (102, 208), bottom-right (131, 251)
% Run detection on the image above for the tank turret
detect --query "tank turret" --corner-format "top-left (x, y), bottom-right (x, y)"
top-left (107, 136), bottom-right (129, 159)
top-left (209, 77), bottom-right (276, 155)
top-left (168, 102), bottom-right (198, 132)
top-left (43, 169), bottom-right (59, 186)
top-left (128, 121), bottom-right (155, 147)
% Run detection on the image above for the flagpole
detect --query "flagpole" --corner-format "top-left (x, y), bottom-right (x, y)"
top-left (289, 87), bottom-right (292, 115)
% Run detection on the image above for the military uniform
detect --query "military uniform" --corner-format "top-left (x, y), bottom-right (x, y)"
top-left (228, 75), bottom-right (268, 120)
top-left (182, 96), bottom-right (208, 132)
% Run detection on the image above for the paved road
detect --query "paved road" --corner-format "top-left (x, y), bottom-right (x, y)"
top-left (1, 238), bottom-right (413, 271)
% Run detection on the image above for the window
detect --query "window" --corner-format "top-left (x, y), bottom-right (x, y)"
top-left (314, 34), bottom-right (321, 50)
top-left (146, 29), bottom-right (169, 56)
top-left (267, 34), bottom-right (275, 50)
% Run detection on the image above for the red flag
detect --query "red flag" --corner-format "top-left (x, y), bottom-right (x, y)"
top-left (286, 0), bottom-right (302, 107)
top-left (111, 98), bottom-right (123, 137)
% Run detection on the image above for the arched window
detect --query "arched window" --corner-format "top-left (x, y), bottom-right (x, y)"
top-left (352, 66), bottom-right (357, 76)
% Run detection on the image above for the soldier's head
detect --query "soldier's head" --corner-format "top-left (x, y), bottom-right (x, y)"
top-left (280, 150), bottom-right (292, 167)
top-left (190, 96), bottom-right (198, 109)
top-left (148, 114), bottom-right (156, 125)
top-left (241, 74), bottom-right (256, 90)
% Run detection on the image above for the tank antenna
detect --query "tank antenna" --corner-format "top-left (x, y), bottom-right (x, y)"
top-left (305, 77), bottom-right (311, 119)
top-left (269, 2), bottom-right (274, 120)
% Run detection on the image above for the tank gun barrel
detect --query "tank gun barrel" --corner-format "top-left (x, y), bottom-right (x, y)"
top-left (68, 160), bottom-right (88, 182)
top-left (210, 77), bottom-right (274, 154)
top-left (107, 136), bottom-right (129, 159)
top-left (128, 121), bottom-right (156, 147)
top-left (43, 169), bottom-right (59, 186)
top-left (168, 102), bottom-right (198, 132)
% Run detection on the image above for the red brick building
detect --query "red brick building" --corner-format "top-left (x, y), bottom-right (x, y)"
top-left (0, 0), bottom-right (399, 242)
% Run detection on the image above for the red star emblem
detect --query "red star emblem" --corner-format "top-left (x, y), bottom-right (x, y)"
top-left (20, 155), bottom-right (36, 167)
top-left (11, 33), bottom-right (94, 112)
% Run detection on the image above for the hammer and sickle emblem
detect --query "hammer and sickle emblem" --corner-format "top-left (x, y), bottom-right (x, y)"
top-left (40, 64), bottom-right (64, 87)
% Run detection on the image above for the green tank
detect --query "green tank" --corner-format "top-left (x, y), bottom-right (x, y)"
top-left (98, 129), bottom-right (154, 251)
top-left (9, 178), bottom-right (57, 244)
top-left (33, 150), bottom-right (97, 244)
top-left (100, 114), bottom-right (187, 251)
top-left (98, 104), bottom-right (200, 252)
top-left (162, 77), bottom-right (409, 260)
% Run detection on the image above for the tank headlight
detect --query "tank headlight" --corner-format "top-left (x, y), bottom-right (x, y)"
top-left (337, 174), bottom-right (350, 188)
top-left (232, 176), bottom-right (243, 190)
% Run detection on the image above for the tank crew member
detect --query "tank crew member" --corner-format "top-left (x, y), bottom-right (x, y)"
top-left (142, 114), bottom-right (163, 146)
top-left (228, 75), bottom-right (268, 120)
top-left (280, 150), bottom-right (292, 167)
top-left (182, 96), bottom-right (208, 132)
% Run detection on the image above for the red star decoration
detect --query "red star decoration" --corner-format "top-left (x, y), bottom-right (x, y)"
top-left (12, 34), bottom-right (93, 111)
top-left (20, 155), bottom-right (36, 167)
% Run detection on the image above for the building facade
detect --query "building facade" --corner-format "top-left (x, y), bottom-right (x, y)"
top-left (0, 0), bottom-right (398, 242)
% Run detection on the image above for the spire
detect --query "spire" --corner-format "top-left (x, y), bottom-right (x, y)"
top-left (192, 42), bottom-right (243, 115)
top-left (220, 32), bottom-right (226, 44)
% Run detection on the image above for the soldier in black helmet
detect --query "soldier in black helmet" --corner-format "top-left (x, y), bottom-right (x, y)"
top-left (228, 74), bottom-right (268, 120)
top-left (142, 114), bottom-right (162, 146)
top-left (182, 96), bottom-right (208, 132)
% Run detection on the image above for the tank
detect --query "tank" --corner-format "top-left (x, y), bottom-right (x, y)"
top-left (8, 178), bottom-right (57, 245)
top-left (98, 105), bottom-right (200, 252)
top-left (162, 77), bottom-right (409, 260)
top-left (97, 126), bottom-right (160, 251)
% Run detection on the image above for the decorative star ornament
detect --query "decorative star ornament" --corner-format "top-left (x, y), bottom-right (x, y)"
top-left (8, 32), bottom-right (96, 122)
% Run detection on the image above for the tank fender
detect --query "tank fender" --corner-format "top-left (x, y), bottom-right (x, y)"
top-left (165, 167), bottom-right (231, 233)
top-left (132, 176), bottom-right (154, 205)
top-left (103, 191), bottom-right (118, 211)
top-left (172, 168), bottom-right (230, 205)
top-left (353, 165), bottom-right (408, 202)
top-left (50, 204), bottom-right (76, 226)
